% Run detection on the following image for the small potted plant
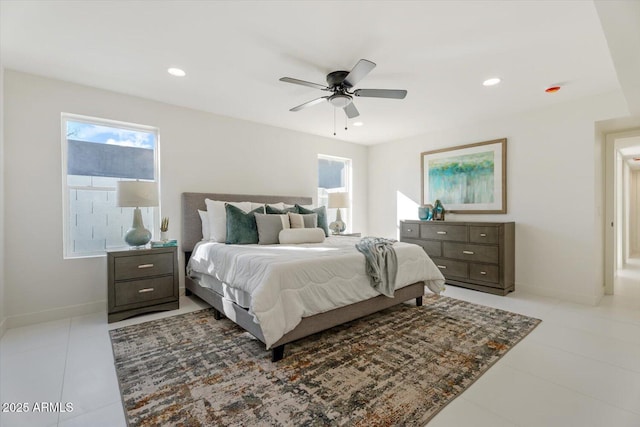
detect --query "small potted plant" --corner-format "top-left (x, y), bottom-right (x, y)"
top-left (160, 217), bottom-right (169, 241)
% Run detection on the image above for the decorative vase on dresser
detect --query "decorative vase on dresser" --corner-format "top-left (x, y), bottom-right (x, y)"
top-left (400, 220), bottom-right (515, 295)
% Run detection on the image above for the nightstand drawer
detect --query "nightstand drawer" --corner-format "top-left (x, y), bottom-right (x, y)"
top-left (443, 242), bottom-right (499, 264)
top-left (432, 258), bottom-right (468, 278)
top-left (469, 263), bottom-right (500, 284)
top-left (114, 276), bottom-right (175, 306)
top-left (114, 253), bottom-right (174, 280)
top-left (420, 224), bottom-right (467, 241)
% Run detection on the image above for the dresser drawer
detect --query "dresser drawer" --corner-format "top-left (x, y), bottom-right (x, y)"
top-left (400, 222), bottom-right (420, 238)
top-left (469, 263), bottom-right (500, 284)
top-left (114, 276), bottom-right (175, 306)
top-left (469, 226), bottom-right (499, 244)
top-left (420, 224), bottom-right (467, 241)
top-left (443, 242), bottom-right (499, 264)
top-left (432, 258), bottom-right (468, 279)
top-left (402, 238), bottom-right (442, 257)
top-left (114, 253), bottom-right (174, 280)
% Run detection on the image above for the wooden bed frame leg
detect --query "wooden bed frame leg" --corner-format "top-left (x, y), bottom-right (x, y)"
top-left (213, 308), bottom-right (222, 320)
top-left (272, 345), bottom-right (285, 362)
top-left (416, 296), bottom-right (423, 307)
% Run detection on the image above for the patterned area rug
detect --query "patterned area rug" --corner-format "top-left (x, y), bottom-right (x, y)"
top-left (110, 296), bottom-right (540, 426)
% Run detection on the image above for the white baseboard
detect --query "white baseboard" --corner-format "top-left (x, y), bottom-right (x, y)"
top-left (5, 300), bottom-right (106, 330)
top-left (516, 282), bottom-right (603, 306)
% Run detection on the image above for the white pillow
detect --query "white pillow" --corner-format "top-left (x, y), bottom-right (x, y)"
top-left (279, 228), bottom-right (325, 244)
top-left (198, 209), bottom-right (210, 241)
top-left (205, 199), bottom-right (252, 242)
top-left (267, 202), bottom-right (285, 210)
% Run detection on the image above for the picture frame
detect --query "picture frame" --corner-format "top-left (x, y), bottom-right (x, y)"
top-left (421, 138), bottom-right (506, 214)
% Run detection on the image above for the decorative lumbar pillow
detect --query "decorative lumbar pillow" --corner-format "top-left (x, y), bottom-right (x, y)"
top-left (205, 199), bottom-right (253, 242)
top-left (225, 204), bottom-right (264, 244)
top-left (296, 205), bottom-right (329, 236)
top-left (279, 228), bottom-right (325, 244)
top-left (288, 212), bottom-right (317, 229)
top-left (266, 204), bottom-right (298, 215)
top-left (198, 209), bottom-right (210, 241)
top-left (255, 213), bottom-right (290, 245)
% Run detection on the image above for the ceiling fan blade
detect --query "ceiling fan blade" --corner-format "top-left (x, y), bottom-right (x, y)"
top-left (343, 102), bottom-right (360, 118)
top-left (343, 59), bottom-right (376, 88)
top-left (279, 77), bottom-right (328, 91)
top-left (354, 89), bottom-right (407, 99)
top-left (290, 96), bottom-right (329, 112)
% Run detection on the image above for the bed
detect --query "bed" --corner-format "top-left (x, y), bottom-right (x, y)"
top-left (182, 192), bottom-right (445, 361)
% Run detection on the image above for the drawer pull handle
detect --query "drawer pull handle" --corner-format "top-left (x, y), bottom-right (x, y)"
top-left (462, 250), bottom-right (475, 255)
top-left (138, 288), bottom-right (155, 293)
top-left (436, 265), bottom-right (447, 269)
top-left (480, 233), bottom-right (487, 237)
top-left (436, 231), bottom-right (447, 235)
top-left (138, 264), bottom-right (154, 269)
top-left (407, 228), bottom-right (412, 232)
top-left (480, 271), bottom-right (487, 275)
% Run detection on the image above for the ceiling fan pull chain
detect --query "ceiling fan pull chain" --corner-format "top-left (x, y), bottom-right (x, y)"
top-left (345, 114), bottom-right (348, 131)
top-left (333, 107), bottom-right (336, 136)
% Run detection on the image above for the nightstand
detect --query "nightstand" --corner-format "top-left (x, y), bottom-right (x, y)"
top-left (107, 246), bottom-right (179, 323)
top-left (333, 233), bottom-right (362, 237)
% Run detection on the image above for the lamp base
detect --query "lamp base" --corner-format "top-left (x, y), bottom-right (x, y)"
top-left (329, 208), bottom-right (347, 235)
top-left (124, 208), bottom-right (152, 247)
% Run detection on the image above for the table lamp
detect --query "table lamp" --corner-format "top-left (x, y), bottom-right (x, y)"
top-left (116, 180), bottom-right (159, 247)
top-left (328, 192), bottom-right (349, 234)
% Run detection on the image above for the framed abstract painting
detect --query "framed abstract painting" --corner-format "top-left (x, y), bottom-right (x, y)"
top-left (421, 138), bottom-right (506, 214)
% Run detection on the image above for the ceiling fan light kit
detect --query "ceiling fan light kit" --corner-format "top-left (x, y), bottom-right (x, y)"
top-left (279, 59), bottom-right (407, 126)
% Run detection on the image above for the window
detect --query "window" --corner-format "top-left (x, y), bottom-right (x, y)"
top-left (62, 114), bottom-right (159, 258)
top-left (318, 154), bottom-right (352, 231)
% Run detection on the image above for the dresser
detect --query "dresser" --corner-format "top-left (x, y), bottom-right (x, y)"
top-left (107, 246), bottom-right (179, 323)
top-left (400, 220), bottom-right (515, 295)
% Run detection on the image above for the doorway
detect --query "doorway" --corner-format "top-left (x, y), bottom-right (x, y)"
top-left (605, 129), bottom-right (640, 298)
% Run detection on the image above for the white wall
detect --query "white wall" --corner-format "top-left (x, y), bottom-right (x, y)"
top-left (3, 70), bottom-right (368, 327)
top-left (368, 91), bottom-right (628, 305)
top-left (629, 170), bottom-right (640, 255)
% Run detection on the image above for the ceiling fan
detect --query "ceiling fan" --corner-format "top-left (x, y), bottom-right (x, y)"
top-left (279, 59), bottom-right (407, 119)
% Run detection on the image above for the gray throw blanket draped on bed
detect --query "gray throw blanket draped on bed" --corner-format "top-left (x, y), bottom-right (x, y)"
top-left (355, 237), bottom-right (398, 298)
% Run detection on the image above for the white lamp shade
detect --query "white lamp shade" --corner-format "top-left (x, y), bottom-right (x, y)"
top-left (328, 192), bottom-right (350, 209)
top-left (116, 181), bottom-right (159, 207)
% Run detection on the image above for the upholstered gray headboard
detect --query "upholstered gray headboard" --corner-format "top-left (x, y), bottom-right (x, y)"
top-left (181, 192), bottom-right (313, 252)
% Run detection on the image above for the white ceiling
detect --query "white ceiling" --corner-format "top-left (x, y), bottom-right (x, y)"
top-left (0, 1), bottom-right (624, 145)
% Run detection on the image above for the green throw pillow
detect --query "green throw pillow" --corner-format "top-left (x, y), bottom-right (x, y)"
top-left (265, 205), bottom-right (299, 214)
top-left (296, 205), bottom-right (329, 237)
top-left (225, 204), bottom-right (264, 244)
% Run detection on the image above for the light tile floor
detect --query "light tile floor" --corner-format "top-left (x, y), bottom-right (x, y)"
top-left (1, 272), bottom-right (640, 427)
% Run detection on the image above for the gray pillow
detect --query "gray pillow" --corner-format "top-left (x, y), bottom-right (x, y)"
top-left (288, 212), bottom-right (318, 229)
top-left (255, 213), bottom-right (290, 245)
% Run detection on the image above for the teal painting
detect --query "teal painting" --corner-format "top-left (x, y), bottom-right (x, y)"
top-left (428, 152), bottom-right (494, 204)
top-left (421, 139), bottom-right (506, 213)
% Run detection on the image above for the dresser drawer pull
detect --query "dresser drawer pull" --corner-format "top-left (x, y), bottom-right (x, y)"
top-left (436, 265), bottom-right (447, 269)
top-left (138, 288), bottom-right (155, 293)
top-left (480, 233), bottom-right (487, 237)
top-left (436, 231), bottom-right (447, 235)
top-left (480, 271), bottom-right (487, 275)
top-left (406, 228), bottom-right (412, 232)
top-left (462, 250), bottom-right (475, 255)
top-left (137, 264), bottom-right (155, 269)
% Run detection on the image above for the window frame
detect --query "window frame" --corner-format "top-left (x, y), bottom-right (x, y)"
top-left (61, 113), bottom-right (161, 259)
top-left (317, 154), bottom-right (352, 232)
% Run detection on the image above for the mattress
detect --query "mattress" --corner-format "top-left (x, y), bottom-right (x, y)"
top-left (187, 236), bottom-right (445, 348)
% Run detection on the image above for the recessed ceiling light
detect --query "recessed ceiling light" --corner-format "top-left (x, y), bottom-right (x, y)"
top-left (353, 121), bottom-right (364, 127)
top-left (483, 77), bottom-right (501, 86)
top-left (168, 68), bottom-right (186, 77)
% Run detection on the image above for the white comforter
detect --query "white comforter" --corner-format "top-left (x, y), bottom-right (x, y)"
top-left (187, 236), bottom-right (445, 348)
